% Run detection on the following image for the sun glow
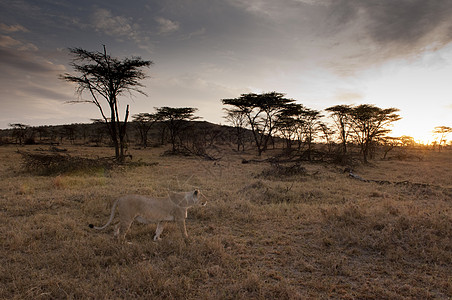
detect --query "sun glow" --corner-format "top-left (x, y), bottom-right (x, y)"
top-left (390, 119), bottom-right (438, 146)
top-left (358, 47), bottom-right (452, 146)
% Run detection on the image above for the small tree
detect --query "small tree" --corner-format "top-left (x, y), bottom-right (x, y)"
top-left (302, 108), bottom-right (324, 161)
top-left (276, 103), bottom-right (306, 149)
top-left (156, 107), bottom-right (199, 152)
top-left (400, 135), bottom-right (415, 147)
top-left (61, 46), bottom-right (152, 161)
top-left (349, 104), bottom-right (401, 163)
top-left (380, 136), bottom-right (401, 159)
top-left (319, 123), bottom-right (335, 153)
top-left (132, 112), bottom-right (160, 148)
top-left (433, 126), bottom-right (452, 151)
top-left (9, 123), bottom-right (29, 145)
top-left (224, 108), bottom-right (247, 151)
top-left (325, 104), bottom-right (353, 154)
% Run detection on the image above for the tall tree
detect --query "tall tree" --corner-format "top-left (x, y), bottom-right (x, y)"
top-left (325, 104), bottom-right (353, 154)
top-left (222, 92), bottom-right (294, 156)
top-left (61, 46), bottom-right (152, 161)
top-left (156, 107), bottom-right (199, 152)
top-left (349, 104), bottom-right (401, 163)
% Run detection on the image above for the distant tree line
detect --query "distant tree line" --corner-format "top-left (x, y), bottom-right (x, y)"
top-left (222, 92), bottom-right (439, 163)
top-left (2, 106), bottom-right (450, 163)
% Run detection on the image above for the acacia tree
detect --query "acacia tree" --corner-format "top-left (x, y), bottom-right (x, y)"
top-left (9, 123), bottom-right (29, 145)
top-left (433, 126), bottom-right (452, 151)
top-left (132, 112), bottom-right (160, 148)
top-left (380, 136), bottom-right (401, 159)
top-left (276, 103), bottom-right (306, 149)
top-left (156, 107), bottom-right (199, 152)
top-left (61, 46), bottom-right (152, 161)
top-left (222, 92), bottom-right (294, 156)
top-left (302, 108), bottom-right (324, 161)
top-left (325, 104), bottom-right (353, 154)
top-left (349, 104), bottom-right (401, 163)
top-left (224, 108), bottom-right (247, 151)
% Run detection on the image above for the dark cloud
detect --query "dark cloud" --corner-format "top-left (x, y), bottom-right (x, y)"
top-left (319, 0), bottom-right (452, 74)
top-left (329, 0), bottom-right (452, 49)
top-left (362, 1), bottom-right (452, 45)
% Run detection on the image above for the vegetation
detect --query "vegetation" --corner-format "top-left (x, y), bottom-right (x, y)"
top-left (349, 105), bottom-right (401, 163)
top-left (222, 92), bottom-right (294, 156)
top-left (433, 126), bottom-right (452, 150)
top-left (132, 112), bottom-right (161, 148)
top-left (60, 46), bottom-right (152, 162)
top-left (0, 144), bottom-right (450, 299)
top-left (325, 104), bottom-right (352, 155)
top-left (155, 107), bottom-right (199, 153)
top-left (222, 93), bottom-right (403, 163)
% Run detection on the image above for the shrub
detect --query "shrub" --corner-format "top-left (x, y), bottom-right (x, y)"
top-left (257, 163), bottom-right (307, 180)
top-left (18, 151), bottom-right (114, 176)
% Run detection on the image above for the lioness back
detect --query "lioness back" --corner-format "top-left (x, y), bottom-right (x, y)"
top-left (118, 194), bottom-right (182, 222)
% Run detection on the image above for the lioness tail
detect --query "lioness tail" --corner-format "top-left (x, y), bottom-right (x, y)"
top-left (88, 198), bottom-right (120, 230)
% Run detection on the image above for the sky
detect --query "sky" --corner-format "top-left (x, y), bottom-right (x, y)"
top-left (1, 0), bottom-right (452, 143)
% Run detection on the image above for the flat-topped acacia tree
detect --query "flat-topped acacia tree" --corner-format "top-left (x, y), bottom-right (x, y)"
top-left (350, 104), bottom-right (401, 163)
top-left (222, 92), bottom-right (294, 156)
top-left (61, 46), bottom-right (152, 161)
top-left (155, 107), bottom-right (199, 152)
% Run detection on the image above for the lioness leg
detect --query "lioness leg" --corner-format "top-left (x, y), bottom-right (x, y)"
top-left (177, 219), bottom-right (189, 239)
top-left (153, 222), bottom-right (164, 241)
top-left (114, 223), bottom-right (120, 237)
top-left (118, 220), bottom-right (133, 241)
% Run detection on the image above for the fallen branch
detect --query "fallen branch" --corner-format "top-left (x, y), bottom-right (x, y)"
top-left (347, 170), bottom-right (451, 193)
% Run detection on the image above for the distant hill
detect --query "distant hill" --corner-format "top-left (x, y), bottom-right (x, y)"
top-left (0, 120), bottom-right (252, 150)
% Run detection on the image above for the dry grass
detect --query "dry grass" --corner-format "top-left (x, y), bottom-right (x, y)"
top-left (0, 144), bottom-right (451, 299)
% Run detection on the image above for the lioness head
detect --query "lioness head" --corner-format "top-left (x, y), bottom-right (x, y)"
top-left (168, 189), bottom-right (203, 207)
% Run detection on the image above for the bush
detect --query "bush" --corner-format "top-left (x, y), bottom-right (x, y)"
top-left (18, 151), bottom-right (114, 175)
top-left (257, 163), bottom-right (307, 179)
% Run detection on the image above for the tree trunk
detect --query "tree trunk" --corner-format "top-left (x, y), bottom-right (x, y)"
top-left (118, 105), bottom-right (129, 162)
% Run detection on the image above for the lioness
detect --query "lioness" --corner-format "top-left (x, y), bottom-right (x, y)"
top-left (89, 190), bottom-right (203, 241)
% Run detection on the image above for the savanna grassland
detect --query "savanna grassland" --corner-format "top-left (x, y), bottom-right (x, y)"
top-left (0, 144), bottom-right (451, 299)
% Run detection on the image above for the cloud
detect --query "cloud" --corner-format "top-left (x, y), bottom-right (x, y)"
top-left (89, 8), bottom-right (155, 53)
top-left (0, 23), bottom-right (29, 33)
top-left (0, 34), bottom-right (37, 51)
top-left (334, 90), bottom-right (363, 103)
top-left (91, 8), bottom-right (138, 38)
top-left (322, 0), bottom-right (452, 73)
top-left (227, 0), bottom-right (452, 75)
top-left (0, 47), bottom-right (64, 74)
top-left (155, 17), bottom-right (180, 35)
top-left (361, 1), bottom-right (452, 47)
